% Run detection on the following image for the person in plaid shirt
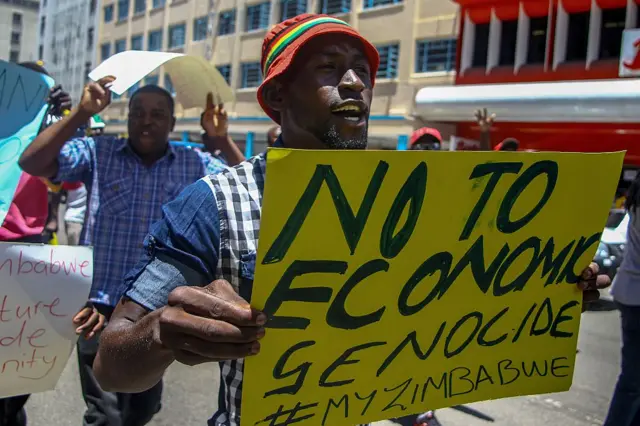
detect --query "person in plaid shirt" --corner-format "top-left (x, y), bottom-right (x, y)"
top-left (19, 81), bottom-right (243, 426)
top-left (93, 13), bottom-right (610, 426)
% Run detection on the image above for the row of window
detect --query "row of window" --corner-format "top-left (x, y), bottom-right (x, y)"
top-left (102, 36), bottom-right (455, 85)
top-left (469, 5), bottom-right (635, 69)
top-left (103, 0), bottom-right (165, 22)
top-left (104, 0), bottom-right (403, 25)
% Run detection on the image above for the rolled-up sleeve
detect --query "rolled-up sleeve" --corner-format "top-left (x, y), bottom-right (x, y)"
top-left (54, 136), bottom-right (96, 183)
top-left (124, 179), bottom-right (221, 311)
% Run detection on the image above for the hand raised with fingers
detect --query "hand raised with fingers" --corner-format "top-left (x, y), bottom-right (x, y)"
top-left (201, 92), bottom-right (228, 138)
top-left (474, 108), bottom-right (496, 132)
top-left (79, 76), bottom-right (116, 116)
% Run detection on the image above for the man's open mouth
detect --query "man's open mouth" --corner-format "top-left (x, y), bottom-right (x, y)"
top-left (331, 102), bottom-right (366, 122)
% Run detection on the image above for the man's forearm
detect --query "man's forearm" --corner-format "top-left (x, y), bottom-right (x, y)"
top-left (205, 134), bottom-right (245, 166)
top-left (479, 129), bottom-right (491, 151)
top-left (94, 307), bottom-right (175, 393)
top-left (19, 107), bottom-right (91, 178)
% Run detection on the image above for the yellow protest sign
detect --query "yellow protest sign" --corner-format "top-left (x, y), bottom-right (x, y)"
top-left (243, 149), bottom-right (624, 426)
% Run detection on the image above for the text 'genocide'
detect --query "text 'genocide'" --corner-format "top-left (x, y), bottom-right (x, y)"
top-left (253, 159), bottom-right (591, 425)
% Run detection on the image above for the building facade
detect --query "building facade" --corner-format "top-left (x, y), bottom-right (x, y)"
top-left (96, 0), bottom-right (460, 151)
top-left (415, 0), bottom-right (640, 167)
top-left (38, 0), bottom-right (100, 103)
top-left (0, 0), bottom-right (40, 63)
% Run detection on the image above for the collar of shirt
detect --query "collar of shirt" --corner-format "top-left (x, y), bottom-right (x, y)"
top-left (114, 138), bottom-right (177, 162)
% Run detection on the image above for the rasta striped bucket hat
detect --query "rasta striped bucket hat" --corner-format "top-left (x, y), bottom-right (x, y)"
top-left (257, 13), bottom-right (380, 124)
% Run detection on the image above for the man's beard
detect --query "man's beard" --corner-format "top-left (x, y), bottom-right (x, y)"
top-left (317, 122), bottom-right (368, 150)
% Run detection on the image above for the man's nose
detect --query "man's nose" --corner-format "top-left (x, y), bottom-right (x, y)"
top-left (338, 69), bottom-right (365, 93)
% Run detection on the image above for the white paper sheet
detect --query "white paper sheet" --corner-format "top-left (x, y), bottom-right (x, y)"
top-left (88, 51), bottom-right (235, 108)
top-left (0, 243), bottom-right (92, 398)
top-left (88, 50), bottom-right (183, 95)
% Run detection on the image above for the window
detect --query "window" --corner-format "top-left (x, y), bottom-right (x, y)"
top-left (415, 39), bottom-right (456, 73)
top-left (193, 16), bottom-right (208, 41)
top-left (131, 34), bottom-right (143, 50)
top-left (90, 0), bottom-right (97, 15)
top-left (246, 2), bottom-right (270, 31)
top-left (145, 74), bottom-right (159, 86)
top-left (38, 44), bottom-right (43, 60)
top-left (319, 0), bottom-right (351, 14)
top-left (12, 13), bottom-right (22, 26)
top-left (363, 0), bottom-right (402, 9)
top-left (104, 4), bottom-right (114, 22)
top-left (152, 0), bottom-right (165, 8)
top-left (376, 43), bottom-right (399, 79)
top-left (87, 28), bottom-right (94, 50)
top-left (527, 16), bottom-right (547, 64)
top-left (600, 8), bottom-right (626, 59)
top-left (280, 0), bottom-right (307, 21)
top-left (499, 20), bottom-right (518, 66)
top-left (566, 12), bottom-right (589, 61)
top-left (218, 10), bottom-right (236, 35)
top-left (40, 17), bottom-right (45, 36)
top-left (472, 23), bottom-right (489, 67)
top-left (10, 51), bottom-right (19, 63)
top-left (129, 81), bottom-right (140, 97)
top-left (217, 64), bottom-right (231, 84)
top-left (134, 0), bottom-right (146, 14)
top-left (11, 32), bottom-right (21, 45)
top-left (84, 62), bottom-right (92, 81)
top-left (101, 43), bottom-right (111, 60)
top-left (115, 38), bottom-right (126, 53)
top-left (148, 29), bottom-right (163, 51)
top-left (117, 0), bottom-right (129, 21)
top-left (164, 73), bottom-right (175, 95)
top-left (241, 62), bottom-right (262, 88)
top-left (169, 23), bottom-right (186, 48)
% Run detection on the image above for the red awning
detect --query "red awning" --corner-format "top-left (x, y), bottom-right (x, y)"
top-left (561, 0), bottom-right (591, 13)
top-left (495, 3), bottom-right (520, 20)
top-left (596, 0), bottom-right (627, 8)
top-left (523, 0), bottom-right (550, 17)
top-left (467, 6), bottom-right (492, 23)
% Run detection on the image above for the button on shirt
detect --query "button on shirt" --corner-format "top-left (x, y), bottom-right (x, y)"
top-left (54, 135), bottom-right (227, 306)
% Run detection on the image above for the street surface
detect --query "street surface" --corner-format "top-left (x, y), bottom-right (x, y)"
top-left (24, 296), bottom-right (620, 426)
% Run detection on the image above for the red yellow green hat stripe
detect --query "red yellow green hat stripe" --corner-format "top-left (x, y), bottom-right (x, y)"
top-left (263, 16), bottom-right (351, 75)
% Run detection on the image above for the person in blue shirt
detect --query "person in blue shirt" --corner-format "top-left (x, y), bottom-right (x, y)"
top-left (19, 78), bottom-right (243, 426)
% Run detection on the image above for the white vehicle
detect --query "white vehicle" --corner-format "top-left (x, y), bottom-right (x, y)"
top-left (595, 209), bottom-right (628, 277)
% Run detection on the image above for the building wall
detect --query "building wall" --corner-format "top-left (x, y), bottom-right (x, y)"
top-left (38, 0), bottom-right (100, 104)
top-left (0, 0), bottom-right (40, 63)
top-left (95, 0), bottom-right (460, 147)
top-left (455, 0), bottom-right (638, 85)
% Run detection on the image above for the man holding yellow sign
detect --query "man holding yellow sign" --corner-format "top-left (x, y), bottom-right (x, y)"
top-left (94, 13), bottom-right (619, 426)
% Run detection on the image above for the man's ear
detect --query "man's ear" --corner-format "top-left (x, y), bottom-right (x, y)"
top-left (262, 80), bottom-right (286, 112)
top-left (170, 116), bottom-right (176, 132)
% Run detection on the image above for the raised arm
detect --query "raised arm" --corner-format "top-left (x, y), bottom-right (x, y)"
top-left (201, 93), bottom-right (245, 166)
top-left (19, 77), bottom-right (115, 178)
top-left (474, 108), bottom-right (496, 151)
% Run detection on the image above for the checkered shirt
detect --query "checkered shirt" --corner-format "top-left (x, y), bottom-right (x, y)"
top-left (54, 135), bottom-right (227, 306)
top-left (204, 153), bottom-right (370, 426)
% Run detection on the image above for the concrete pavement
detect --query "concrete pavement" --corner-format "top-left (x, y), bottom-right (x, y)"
top-left (24, 299), bottom-right (621, 426)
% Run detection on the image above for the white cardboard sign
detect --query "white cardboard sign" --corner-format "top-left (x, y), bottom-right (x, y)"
top-left (88, 51), bottom-right (234, 109)
top-left (0, 243), bottom-right (92, 398)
